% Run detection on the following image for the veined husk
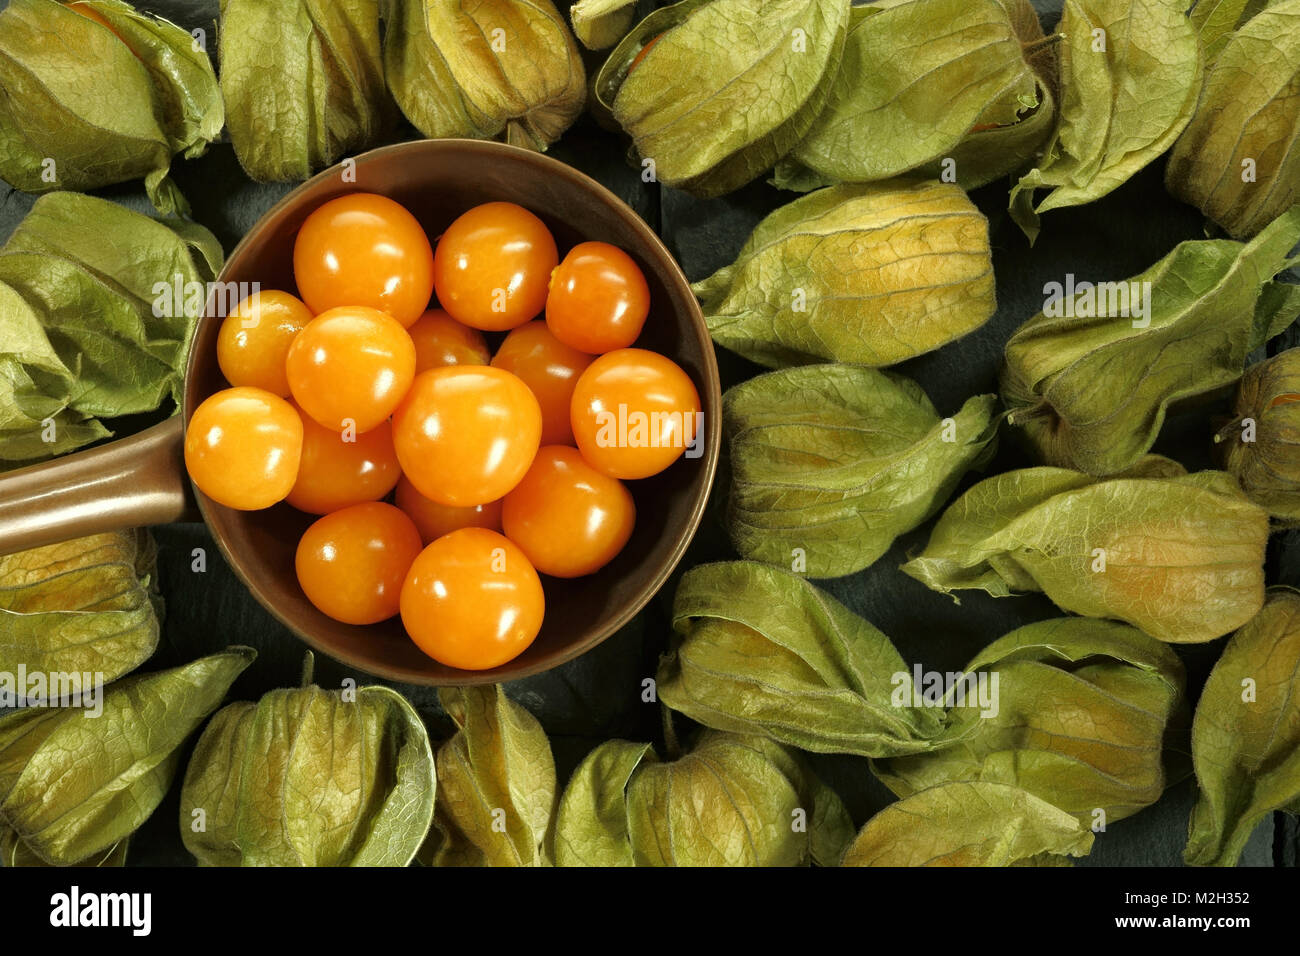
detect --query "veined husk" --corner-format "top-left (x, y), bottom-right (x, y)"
top-left (1001, 206), bottom-right (1300, 476)
top-left (385, 0), bottom-right (586, 151)
top-left (693, 179), bottom-right (996, 368)
top-left (594, 0), bottom-right (851, 197)
top-left (1184, 587), bottom-right (1300, 866)
top-left (1166, 2), bottom-right (1300, 239)
top-left (1221, 349), bottom-right (1300, 519)
top-left (1190, 0), bottom-right (1274, 66)
top-left (0, 0), bottom-right (222, 214)
top-left (874, 617), bottom-right (1186, 825)
top-left (0, 648), bottom-right (254, 866)
top-left (417, 685), bottom-right (556, 867)
top-left (0, 530), bottom-right (160, 685)
top-left (773, 0), bottom-right (1057, 191)
top-left (660, 561), bottom-right (946, 756)
top-left (841, 781), bottom-right (1093, 866)
top-left (901, 457), bottom-right (1269, 643)
top-left (220, 0), bottom-right (393, 181)
top-left (0, 192), bottom-right (223, 468)
top-left (570, 0), bottom-right (639, 50)
top-left (1009, 0), bottom-right (1202, 242)
top-left (724, 363), bottom-right (998, 577)
top-left (180, 655), bottom-right (435, 867)
top-left (555, 731), bottom-right (853, 867)
top-left (1, 827), bottom-right (127, 867)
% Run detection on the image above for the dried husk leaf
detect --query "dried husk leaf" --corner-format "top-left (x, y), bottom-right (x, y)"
top-left (774, 0), bottom-right (1056, 191)
top-left (595, 0), bottom-right (850, 196)
top-left (220, 0), bottom-right (393, 181)
top-left (938, 0), bottom-right (1061, 188)
top-left (1184, 588), bottom-right (1300, 866)
top-left (1001, 206), bottom-right (1300, 476)
top-left (555, 739), bottom-right (653, 866)
top-left (627, 732), bottom-right (851, 867)
top-left (1009, 0), bottom-right (1201, 241)
top-left (0, 287), bottom-right (111, 462)
top-left (1, 826), bottom-right (126, 867)
top-left (180, 669), bottom-right (435, 867)
top-left (0, 0), bottom-right (221, 214)
top-left (571, 0), bottom-right (639, 50)
top-left (901, 461), bottom-right (1269, 643)
top-left (1190, 0), bottom-right (1274, 68)
top-left (693, 179), bottom-right (996, 368)
top-left (1166, 2), bottom-right (1300, 239)
top-left (0, 529), bottom-right (160, 685)
top-left (661, 561), bottom-right (945, 756)
top-left (1221, 349), bottom-right (1300, 518)
top-left (875, 617), bottom-right (1185, 824)
top-left (418, 685), bottom-right (556, 867)
top-left (82, 1), bottom-right (225, 160)
top-left (0, 192), bottom-right (222, 467)
top-left (385, 0), bottom-right (586, 151)
top-left (0, 647), bottom-right (254, 866)
top-left (724, 363), bottom-right (998, 577)
top-left (840, 781), bottom-right (1094, 866)
top-left (556, 731), bottom-right (850, 867)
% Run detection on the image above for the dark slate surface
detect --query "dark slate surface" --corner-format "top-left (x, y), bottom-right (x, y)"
top-left (0, 0), bottom-right (1291, 867)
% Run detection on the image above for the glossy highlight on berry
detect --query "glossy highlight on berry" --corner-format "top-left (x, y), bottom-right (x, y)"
top-left (490, 319), bottom-right (593, 446)
top-left (185, 386), bottom-right (303, 511)
top-left (392, 365), bottom-right (542, 507)
top-left (292, 192), bottom-right (435, 327)
top-left (570, 348), bottom-right (702, 480)
top-left (400, 528), bottom-right (545, 670)
top-left (285, 305), bottom-right (416, 434)
top-left (296, 502), bottom-right (423, 625)
top-left (216, 289), bottom-right (311, 397)
top-left (432, 201), bottom-right (557, 331)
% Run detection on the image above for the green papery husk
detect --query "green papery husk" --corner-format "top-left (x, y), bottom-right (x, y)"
top-left (180, 654), bottom-right (435, 867)
top-left (772, 0), bottom-right (1057, 192)
top-left (1166, 1), bottom-right (1300, 239)
top-left (1189, 0), bottom-right (1274, 66)
top-left (416, 685), bottom-right (556, 867)
top-left (1009, 0), bottom-right (1202, 242)
top-left (0, 530), bottom-right (161, 686)
top-left (1000, 206), bottom-right (1300, 476)
top-left (385, 0), bottom-right (586, 152)
top-left (693, 179), bottom-right (996, 368)
top-left (840, 781), bottom-right (1094, 866)
top-left (1220, 348), bottom-right (1300, 519)
top-left (660, 561), bottom-right (947, 757)
top-left (724, 363), bottom-right (998, 577)
top-left (874, 617), bottom-right (1186, 825)
top-left (220, 0), bottom-right (394, 182)
top-left (570, 0), bottom-right (639, 50)
top-left (901, 458), bottom-right (1270, 644)
top-left (0, 192), bottom-right (222, 468)
top-left (595, 0), bottom-right (851, 197)
top-left (0, 0), bottom-right (221, 214)
top-left (555, 731), bottom-right (854, 867)
top-left (0, 647), bottom-right (254, 866)
top-left (1184, 587), bottom-right (1300, 866)
top-left (1, 826), bottom-right (127, 867)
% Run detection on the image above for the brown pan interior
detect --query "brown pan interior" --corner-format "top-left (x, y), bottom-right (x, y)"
top-left (183, 139), bottom-right (721, 685)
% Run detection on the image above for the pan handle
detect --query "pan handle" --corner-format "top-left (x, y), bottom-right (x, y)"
top-left (0, 417), bottom-right (197, 557)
